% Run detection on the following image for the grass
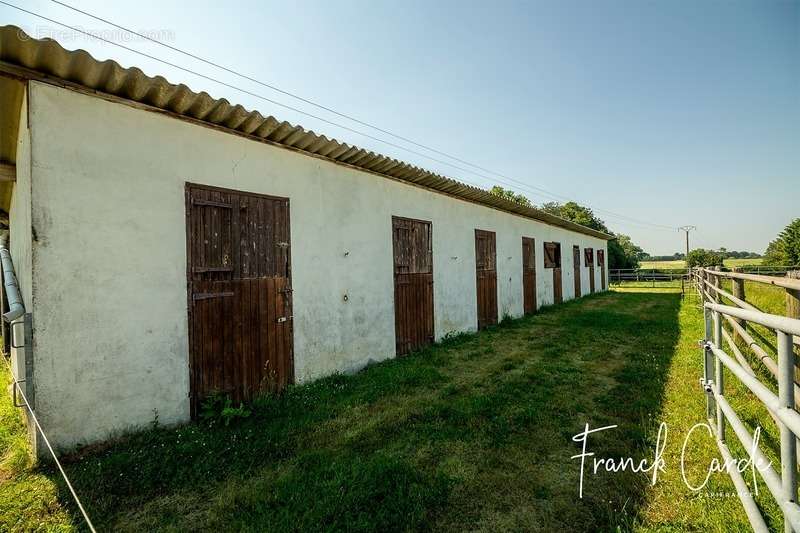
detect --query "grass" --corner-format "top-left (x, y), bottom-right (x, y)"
top-left (639, 260), bottom-right (688, 269)
top-left (639, 258), bottom-right (764, 270)
top-left (0, 358), bottom-right (75, 531)
top-left (725, 258), bottom-right (765, 268)
top-left (0, 288), bottom-right (788, 531)
top-left (718, 278), bottom-right (791, 360)
top-left (631, 284), bottom-right (784, 531)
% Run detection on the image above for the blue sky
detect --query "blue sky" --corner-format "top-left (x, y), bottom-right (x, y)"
top-left (3, 0), bottom-right (798, 255)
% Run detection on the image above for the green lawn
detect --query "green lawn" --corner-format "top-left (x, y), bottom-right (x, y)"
top-left (639, 259), bottom-right (688, 269)
top-left (724, 258), bottom-right (765, 268)
top-left (632, 283), bottom-right (784, 531)
top-left (0, 289), bottom-right (785, 531)
top-left (0, 360), bottom-right (74, 531)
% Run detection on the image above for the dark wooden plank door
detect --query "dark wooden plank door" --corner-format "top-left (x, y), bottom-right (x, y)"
top-left (186, 184), bottom-right (293, 416)
top-left (553, 267), bottom-right (563, 303)
top-left (393, 217), bottom-right (434, 355)
top-left (522, 237), bottom-right (536, 314)
top-left (598, 249), bottom-right (606, 290)
top-left (573, 245), bottom-right (582, 298)
top-left (585, 248), bottom-right (595, 294)
top-left (475, 229), bottom-right (498, 329)
top-left (545, 242), bottom-right (562, 304)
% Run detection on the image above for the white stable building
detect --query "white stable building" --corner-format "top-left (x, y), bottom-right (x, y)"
top-left (0, 26), bottom-right (610, 452)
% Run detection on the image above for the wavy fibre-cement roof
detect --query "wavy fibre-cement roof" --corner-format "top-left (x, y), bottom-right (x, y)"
top-left (0, 25), bottom-right (612, 240)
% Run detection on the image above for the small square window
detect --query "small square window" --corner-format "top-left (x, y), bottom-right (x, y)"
top-left (544, 242), bottom-right (561, 268)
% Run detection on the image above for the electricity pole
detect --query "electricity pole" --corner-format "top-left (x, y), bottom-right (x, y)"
top-left (678, 226), bottom-right (696, 260)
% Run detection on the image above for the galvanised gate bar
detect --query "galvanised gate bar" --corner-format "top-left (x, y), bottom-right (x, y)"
top-left (695, 268), bottom-right (800, 533)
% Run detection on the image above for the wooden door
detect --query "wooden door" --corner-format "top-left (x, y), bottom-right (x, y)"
top-left (475, 229), bottom-right (498, 329)
top-left (393, 217), bottom-right (434, 355)
top-left (186, 184), bottom-right (293, 416)
top-left (522, 237), bottom-right (536, 314)
top-left (544, 242), bottom-right (562, 304)
top-left (573, 245), bottom-right (582, 298)
top-left (597, 249), bottom-right (606, 290)
top-left (553, 268), bottom-right (563, 303)
top-left (585, 248), bottom-right (595, 293)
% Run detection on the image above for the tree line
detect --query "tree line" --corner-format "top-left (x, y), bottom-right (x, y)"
top-left (682, 219), bottom-right (800, 267)
top-left (763, 218), bottom-right (800, 266)
top-left (643, 249), bottom-right (761, 262)
top-left (489, 186), bottom-right (643, 269)
top-left (490, 187), bottom-right (799, 271)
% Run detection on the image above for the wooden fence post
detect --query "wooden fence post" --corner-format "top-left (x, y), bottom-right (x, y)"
top-left (712, 266), bottom-right (721, 303)
top-left (700, 268), bottom-right (707, 304)
top-left (788, 271), bottom-right (800, 321)
top-left (787, 271), bottom-right (800, 380)
top-left (732, 267), bottom-right (746, 342)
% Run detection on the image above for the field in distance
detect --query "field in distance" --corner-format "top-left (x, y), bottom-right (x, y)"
top-left (638, 257), bottom-right (763, 269)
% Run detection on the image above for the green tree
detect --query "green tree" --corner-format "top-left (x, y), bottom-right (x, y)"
top-left (539, 201), bottom-right (564, 217)
top-left (763, 218), bottom-right (800, 266)
top-left (782, 219), bottom-right (800, 264)
top-left (763, 239), bottom-right (785, 265)
top-left (489, 186), bottom-right (532, 207)
top-left (535, 198), bottom-right (642, 269)
top-left (686, 248), bottom-right (724, 268)
top-left (540, 201), bottom-right (609, 232)
top-left (609, 234), bottom-right (643, 270)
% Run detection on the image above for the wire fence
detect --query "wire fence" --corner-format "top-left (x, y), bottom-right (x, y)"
top-left (1, 347), bottom-right (97, 532)
top-left (610, 268), bottom-right (688, 291)
top-left (611, 265), bottom-right (800, 292)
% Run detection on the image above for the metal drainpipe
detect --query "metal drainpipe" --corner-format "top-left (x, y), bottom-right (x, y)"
top-left (0, 235), bottom-right (25, 321)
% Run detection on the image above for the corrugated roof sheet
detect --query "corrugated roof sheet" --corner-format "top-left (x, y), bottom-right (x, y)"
top-left (0, 25), bottom-right (612, 240)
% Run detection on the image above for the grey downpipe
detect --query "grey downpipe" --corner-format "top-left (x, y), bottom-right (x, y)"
top-left (0, 235), bottom-right (25, 321)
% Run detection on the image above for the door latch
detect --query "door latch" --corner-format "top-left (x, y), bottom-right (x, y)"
top-left (277, 316), bottom-right (293, 323)
top-left (699, 378), bottom-right (715, 394)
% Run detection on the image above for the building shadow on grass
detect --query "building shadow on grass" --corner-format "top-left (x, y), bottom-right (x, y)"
top-left (47, 290), bottom-right (682, 532)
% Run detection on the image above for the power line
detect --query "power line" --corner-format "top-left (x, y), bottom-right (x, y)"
top-left (2, 3), bottom-right (501, 188)
top-left (49, 0), bottom-right (668, 227)
top-left (1, 350), bottom-right (97, 532)
top-left (18, 1), bottom-right (676, 231)
top-left (7, 1), bottom-right (676, 231)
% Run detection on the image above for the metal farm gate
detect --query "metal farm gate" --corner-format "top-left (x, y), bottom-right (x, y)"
top-left (522, 237), bottom-right (537, 314)
top-left (694, 268), bottom-right (800, 532)
top-left (475, 229), bottom-right (498, 329)
top-left (186, 184), bottom-right (294, 416)
top-left (392, 216), bottom-right (434, 355)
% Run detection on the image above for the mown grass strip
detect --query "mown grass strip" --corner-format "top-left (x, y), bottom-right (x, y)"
top-left (1, 289), bottom-right (776, 532)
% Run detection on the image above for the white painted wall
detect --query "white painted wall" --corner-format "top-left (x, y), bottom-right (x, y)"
top-left (24, 81), bottom-right (608, 449)
top-left (9, 87), bottom-right (31, 388)
top-left (9, 88), bottom-right (31, 312)
top-left (7, 86), bottom-right (36, 453)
